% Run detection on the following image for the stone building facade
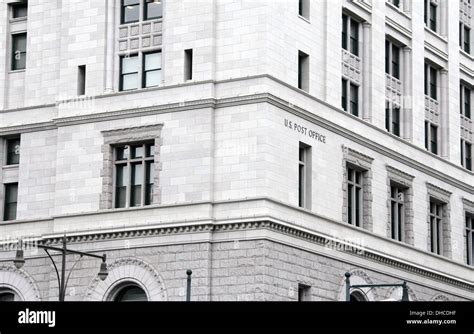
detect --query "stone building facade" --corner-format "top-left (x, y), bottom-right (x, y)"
top-left (0, 0), bottom-right (472, 301)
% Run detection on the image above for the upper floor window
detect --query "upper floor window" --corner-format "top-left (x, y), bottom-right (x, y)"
top-left (460, 84), bottom-right (471, 119)
top-left (298, 0), bottom-right (310, 20)
top-left (114, 143), bottom-right (155, 209)
top-left (459, 22), bottom-right (471, 54)
top-left (298, 142), bottom-right (312, 209)
top-left (5, 137), bottom-right (20, 165)
top-left (425, 121), bottom-right (438, 155)
top-left (119, 51), bottom-right (161, 91)
top-left (121, 0), bottom-right (163, 24)
top-left (385, 40), bottom-right (400, 79)
top-left (3, 183), bottom-right (18, 221)
top-left (461, 139), bottom-right (472, 171)
top-left (429, 199), bottom-right (445, 255)
top-left (385, 101), bottom-right (400, 137)
top-left (347, 166), bottom-right (364, 228)
top-left (390, 184), bottom-right (406, 242)
top-left (342, 79), bottom-right (359, 117)
top-left (424, 0), bottom-right (438, 32)
top-left (424, 63), bottom-right (438, 100)
top-left (387, 0), bottom-right (400, 8)
top-left (342, 14), bottom-right (359, 57)
top-left (466, 213), bottom-right (474, 266)
top-left (11, 33), bottom-right (27, 71)
top-left (10, 1), bottom-right (28, 19)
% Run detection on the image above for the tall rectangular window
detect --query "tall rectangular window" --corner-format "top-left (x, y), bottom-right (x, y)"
top-left (424, 63), bottom-right (438, 100)
top-left (466, 213), bottom-right (474, 266)
top-left (11, 33), bottom-right (27, 71)
top-left (184, 49), bottom-right (193, 81)
top-left (349, 83), bottom-right (359, 117)
top-left (143, 51), bottom-right (162, 88)
top-left (388, 0), bottom-right (400, 8)
top-left (298, 142), bottom-right (311, 209)
top-left (298, 51), bottom-right (309, 91)
top-left (425, 121), bottom-right (438, 155)
top-left (298, 0), bottom-right (310, 19)
top-left (429, 199), bottom-right (444, 255)
top-left (121, 0), bottom-right (140, 24)
top-left (461, 84), bottom-right (471, 119)
top-left (347, 167), bottom-right (363, 227)
top-left (460, 23), bottom-right (471, 54)
top-left (341, 78), bottom-right (348, 111)
top-left (6, 138), bottom-right (21, 166)
top-left (145, 0), bottom-right (163, 20)
top-left (461, 139), bottom-right (472, 171)
top-left (297, 284), bottom-right (311, 301)
top-left (425, 0), bottom-right (437, 32)
top-left (342, 14), bottom-right (359, 56)
top-left (114, 143), bottom-right (155, 209)
top-left (385, 101), bottom-right (400, 136)
top-left (78, 65), bottom-right (86, 96)
top-left (390, 185), bottom-right (405, 242)
top-left (120, 54), bottom-right (139, 91)
top-left (3, 183), bottom-right (18, 221)
top-left (11, 1), bottom-right (28, 19)
top-left (385, 40), bottom-right (401, 79)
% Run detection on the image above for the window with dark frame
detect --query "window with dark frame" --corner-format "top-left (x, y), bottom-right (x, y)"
top-left (385, 101), bottom-right (400, 137)
top-left (349, 83), bottom-right (359, 117)
top-left (184, 49), bottom-right (193, 81)
top-left (347, 167), bottom-right (363, 228)
top-left (424, 121), bottom-right (438, 155)
top-left (120, 54), bottom-right (139, 91)
top-left (388, 0), bottom-right (400, 8)
top-left (114, 143), bottom-right (155, 209)
top-left (11, 1), bottom-right (28, 19)
top-left (78, 65), bottom-right (86, 96)
top-left (3, 183), bottom-right (18, 221)
top-left (460, 23), bottom-right (471, 54)
top-left (461, 84), bottom-right (471, 119)
top-left (11, 33), bottom-right (27, 71)
top-left (298, 0), bottom-right (310, 19)
top-left (390, 184), bottom-right (405, 242)
top-left (298, 142), bottom-right (311, 209)
top-left (385, 40), bottom-right (400, 79)
top-left (424, 63), bottom-right (438, 100)
top-left (461, 139), bottom-right (472, 171)
top-left (466, 213), bottom-right (474, 266)
top-left (143, 51), bottom-right (162, 88)
top-left (121, 0), bottom-right (140, 24)
top-left (298, 51), bottom-right (309, 91)
top-left (297, 284), bottom-right (311, 301)
top-left (6, 138), bottom-right (20, 166)
top-left (429, 199), bottom-right (444, 255)
top-left (425, 0), bottom-right (437, 32)
top-left (342, 14), bottom-right (359, 56)
top-left (145, 0), bottom-right (163, 20)
top-left (341, 78), bottom-right (348, 111)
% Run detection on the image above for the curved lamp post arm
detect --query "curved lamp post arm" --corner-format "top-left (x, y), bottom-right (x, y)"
top-left (44, 248), bottom-right (61, 298)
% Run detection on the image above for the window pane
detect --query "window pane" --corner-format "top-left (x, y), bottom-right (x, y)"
top-left (145, 162), bottom-right (154, 205)
top-left (12, 4), bottom-right (28, 18)
top-left (122, 73), bottom-right (138, 90)
top-left (348, 184), bottom-right (353, 225)
top-left (132, 145), bottom-right (144, 159)
top-left (115, 165), bottom-right (127, 208)
top-left (145, 70), bottom-right (161, 87)
top-left (145, 52), bottom-right (161, 71)
top-left (131, 164), bottom-right (143, 207)
top-left (146, 144), bottom-right (155, 157)
top-left (123, 4), bottom-right (139, 23)
top-left (146, 0), bottom-right (163, 20)
top-left (4, 184), bottom-right (18, 221)
top-left (122, 55), bottom-right (138, 74)
top-left (6, 138), bottom-right (20, 165)
top-left (355, 187), bottom-right (361, 227)
top-left (12, 34), bottom-right (27, 70)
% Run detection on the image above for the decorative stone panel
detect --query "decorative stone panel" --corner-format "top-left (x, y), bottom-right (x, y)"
top-left (460, 0), bottom-right (472, 27)
top-left (341, 145), bottom-right (374, 231)
top-left (424, 95), bottom-right (440, 125)
top-left (386, 165), bottom-right (415, 245)
top-left (385, 74), bottom-right (402, 107)
top-left (460, 114), bottom-right (473, 142)
top-left (342, 49), bottom-right (362, 85)
top-left (100, 124), bottom-right (163, 210)
top-left (118, 20), bottom-right (163, 54)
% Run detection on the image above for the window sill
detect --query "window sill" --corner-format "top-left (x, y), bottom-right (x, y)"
top-left (460, 49), bottom-right (473, 61)
top-left (424, 26), bottom-right (447, 43)
top-left (119, 17), bottom-right (163, 27)
top-left (9, 17), bottom-right (27, 23)
top-left (2, 164), bottom-right (19, 170)
top-left (8, 69), bottom-right (26, 74)
top-left (297, 15), bottom-right (310, 24)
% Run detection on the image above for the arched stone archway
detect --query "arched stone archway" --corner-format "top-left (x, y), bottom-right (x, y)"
top-left (84, 258), bottom-right (167, 301)
top-left (432, 294), bottom-right (450, 301)
top-left (0, 265), bottom-right (41, 301)
top-left (385, 284), bottom-right (418, 301)
top-left (337, 269), bottom-right (377, 301)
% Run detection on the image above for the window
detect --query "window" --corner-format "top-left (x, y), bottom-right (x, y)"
top-left (0, 289), bottom-right (18, 301)
top-left (120, 55), bottom-right (139, 91)
top-left (184, 49), bottom-right (193, 81)
top-left (298, 142), bottom-right (311, 209)
top-left (121, 0), bottom-right (140, 24)
top-left (5, 138), bottom-right (20, 165)
top-left (297, 284), bottom-right (311, 301)
top-left (466, 213), bottom-right (474, 266)
top-left (342, 14), bottom-right (359, 56)
top-left (298, 0), bottom-right (310, 19)
top-left (385, 40), bottom-right (400, 79)
top-left (78, 65), bottom-right (86, 96)
top-left (388, 0), bottom-right (400, 8)
top-left (298, 51), bottom-right (309, 91)
top-left (143, 52), bottom-right (161, 88)
top-left (424, 63), bottom-right (438, 100)
top-left (144, 0), bottom-right (163, 20)
top-left (424, 0), bottom-right (437, 32)
top-left (11, 33), bottom-right (27, 71)
top-left (385, 101), bottom-right (400, 136)
top-left (461, 139), bottom-right (472, 171)
top-left (347, 167), bottom-right (363, 227)
top-left (425, 121), bottom-right (438, 155)
top-left (390, 185), bottom-right (406, 242)
top-left (341, 79), bottom-right (359, 117)
top-left (4, 183), bottom-right (18, 221)
top-left (114, 143), bottom-right (155, 208)
top-left (460, 22), bottom-right (471, 54)
top-left (11, 1), bottom-right (28, 19)
top-left (112, 284), bottom-right (148, 302)
top-left (460, 84), bottom-right (471, 119)
top-left (429, 199), bottom-right (444, 255)
top-left (350, 291), bottom-right (367, 301)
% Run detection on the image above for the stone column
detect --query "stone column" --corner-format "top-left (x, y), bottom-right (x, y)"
top-left (104, 0), bottom-right (116, 93)
top-left (362, 22), bottom-right (371, 121)
top-left (402, 47), bottom-right (412, 141)
top-left (440, 69), bottom-right (449, 158)
top-left (440, 0), bottom-right (447, 37)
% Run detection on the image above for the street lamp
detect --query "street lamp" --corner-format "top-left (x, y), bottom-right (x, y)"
top-left (13, 235), bottom-right (108, 301)
top-left (345, 272), bottom-right (409, 302)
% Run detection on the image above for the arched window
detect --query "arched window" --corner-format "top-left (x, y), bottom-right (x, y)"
top-left (350, 290), bottom-right (367, 302)
top-left (111, 284), bottom-right (148, 302)
top-left (0, 289), bottom-right (19, 302)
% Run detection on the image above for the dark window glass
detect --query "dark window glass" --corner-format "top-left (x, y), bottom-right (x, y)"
top-left (429, 200), bottom-right (443, 255)
top-left (392, 107), bottom-right (400, 137)
top-left (429, 66), bottom-right (437, 100)
top-left (145, 161), bottom-right (154, 205)
top-left (115, 165), bottom-right (127, 208)
top-left (0, 292), bottom-right (15, 301)
top-left (466, 142), bottom-right (472, 171)
top-left (130, 163), bottom-right (143, 207)
top-left (143, 52), bottom-right (161, 88)
top-left (350, 84), bottom-right (358, 116)
top-left (430, 124), bottom-right (438, 155)
top-left (121, 0), bottom-right (140, 24)
top-left (6, 138), bottom-right (20, 165)
top-left (424, 121), bottom-right (429, 151)
top-left (114, 285), bottom-right (148, 302)
top-left (342, 78), bottom-right (347, 111)
top-left (392, 44), bottom-right (400, 79)
top-left (464, 27), bottom-right (471, 54)
top-left (12, 33), bottom-right (27, 70)
top-left (424, 63), bottom-right (428, 96)
top-left (347, 167), bottom-right (363, 228)
top-left (385, 101), bottom-right (390, 132)
top-left (120, 54), bottom-right (139, 91)
top-left (342, 15), bottom-right (348, 50)
top-left (464, 86), bottom-right (471, 119)
top-left (145, 0), bottom-right (162, 20)
top-left (4, 183), bottom-right (18, 221)
top-left (429, 3), bottom-right (437, 31)
top-left (350, 20), bottom-right (359, 56)
top-left (12, 3), bottom-right (28, 19)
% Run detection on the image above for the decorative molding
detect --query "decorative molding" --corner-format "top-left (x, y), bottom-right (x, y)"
top-left (426, 182), bottom-right (452, 203)
top-left (463, 198), bottom-right (474, 212)
top-left (342, 145), bottom-right (374, 167)
top-left (0, 265), bottom-right (42, 301)
top-left (386, 165), bottom-right (415, 185)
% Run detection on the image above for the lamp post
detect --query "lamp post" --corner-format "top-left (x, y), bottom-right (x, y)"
top-left (186, 269), bottom-right (192, 302)
top-left (344, 272), bottom-right (409, 302)
top-left (14, 235), bottom-right (108, 302)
